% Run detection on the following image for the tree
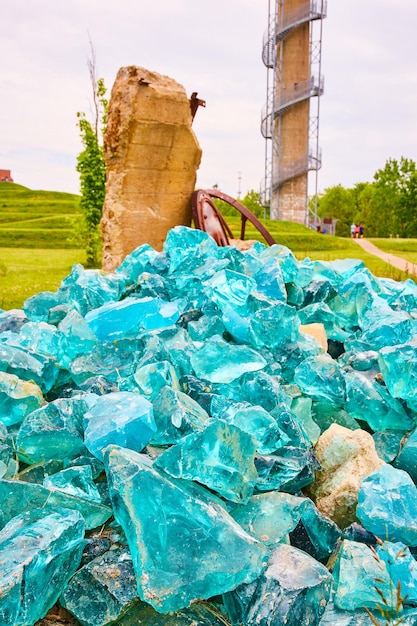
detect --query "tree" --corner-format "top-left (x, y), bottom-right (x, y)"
top-left (372, 158), bottom-right (417, 237)
top-left (315, 185), bottom-right (355, 236)
top-left (76, 43), bottom-right (107, 267)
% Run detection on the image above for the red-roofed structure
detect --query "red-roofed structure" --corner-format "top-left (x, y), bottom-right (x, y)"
top-left (0, 170), bottom-right (13, 182)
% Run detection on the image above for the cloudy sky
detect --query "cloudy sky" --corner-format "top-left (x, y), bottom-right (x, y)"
top-left (1, 0), bottom-right (417, 198)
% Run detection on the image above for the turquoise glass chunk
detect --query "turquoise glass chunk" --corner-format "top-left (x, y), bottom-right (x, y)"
top-left (293, 354), bottom-right (346, 407)
top-left (332, 539), bottom-right (393, 611)
top-left (394, 428), bottom-right (417, 482)
top-left (378, 342), bottom-right (417, 412)
top-left (230, 491), bottom-right (309, 546)
top-left (43, 465), bottom-right (103, 504)
top-left (0, 507), bottom-right (85, 626)
top-left (23, 290), bottom-right (62, 322)
top-left (115, 243), bottom-right (158, 282)
top-left (83, 391), bottom-right (156, 461)
top-left (0, 343), bottom-right (57, 393)
top-left (61, 546), bottom-right (138, 626)
top-left (163, 226), bottom-right (219, 273)
top-left (0, 371), bottom-right (43, 427)
top-left (357, 464), bottom-right (417, 546)
top-left (374, 431), bottom-right (404, 463)
top-left (298, 302), bottom-right (349, 342)
top-left (253, 256), bottom-right (287, 301)
top-left (190, 335), bottom-right (267, 383)
top-left (376, 541), bottom-right (417, 604)
top-left (250, 300), bottom-right (300, 349)
top-left (223, 543), bottom-right (332, 626)
top-left (255, 446), bottom-right (319, 493)
top-left (291, 396), bottom-right (320, 445)
top-left (155, 419), bottom-right (258, 504)
top-left (0, 478), bottom-right (112, 530)
top-left (151, 386), bottom-right (210, 445)
top-left (294, 499), bottom-right (342, 562)
top-left (16, 396), bottom-right (92, 464)
top-left (57, 263), bottom-right (125, 316)
top-left (85, 296), bottom-right (184, 341)
top-left (344, 368), bottom-right (413, 432)
top-left (133, 360), bottom-right (180, 400)
top-left (204, 268), bottom-right (256, 310)
top-left (57, 308), bottom-right (98, 366)
top-left (18, 320), bottom-right (61, 359)
top-left (104, 445), bottom-right (268, 613)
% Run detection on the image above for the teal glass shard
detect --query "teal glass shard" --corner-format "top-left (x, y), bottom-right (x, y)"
top-left (117, 601), bottom-right (231, 625)
top-left (133, 360), bottom-right (180, 401)
top-left (69, 339), bottom-right (136, 386)
top-left (57, 308), bottom-right (98, 366)
top-left (151, 386), bottom-right (210, 445)
top-left (311, 401), bottom-right (361, 432)
top-left (190, 336), bottom-right (267, 383)
top-left (164, 226), bottom-right (220, 274)
top-left (23, 290), bottom-right (62, 322)
top-left (104, 445), bottom-right (268, 613)
top-left (339, 349), bottom-right (380, 372)
top-left (253, 256), bottom-right (287, 301)
top-left (155, 420), bottom-right (258, 504)
top-left (0, 507), bottom-right (85, 626)
top-left (272, 334), bottom-right (323, 383)
top-left (17, 458), bottom-right (64, 483)
top-left (18, 320), bottom-right (61, 359)
top-left (374, 431), bottom-right (404, 463)
top-left (344, 368), bottom-right (413, 432)
top-left (357, 464), bottom-right (417, 546)
top-left (187, 311), bottom-right (226, 341)
top-left (302, 278), bottom-right (337, 307)
top-left (0, 343), bottom-right (58, 393)
top-left (61, 546), bottom-right (138, 626)
top-left (65, 453), bottom-right (104, 479)
top-left (249, 300), bottom-right (300, 349)
top-left (115, 243), bottom-right (158, 282)
top-left (0, 371), bottom-right (44, 427)
top-left (16, 395), bottom-right (92, 464)
top-left (85, 296), bottom-right (184, 341)
top-left (204, 268), bottom-right (256, 311)
top-left (295, 499), bottom-right (342, 562)
top-left (286, 281), bottom-right (305, 307)
top-left (57, 263), bottom-right (125, 316)
top-left (378, 342), bottom-right (417, 412)
top-left (394, 428), bottom-right (417, 482)
top-left (48, 304), bottom-right (70, 325)
top-left (0, 425), bottom-right (17, 479)
top-left (376, 541), bottom-right (417, 604)
top-left (43, 465), bottom-right (103, 504)
top-left (319, 598), bottom-right (387, 625)
top-left (223, 543), bottom-right (332, 626)
top-left (298, 303), bottom-right (350, 342)
top-left (0, 478), bottom-right (112, 530)
top-left (216, 400), bottom-right (290, 455)
top-left (293, 354), bottom-right (346, 407)
top-left (229, 491), bottom-right (309, 546)
top-left (332, 539), bottom-right (393, 611)
top-left (291, 396), bottom-right (320, 445)
top-left (83, 391), bottom-right (156, 461)
top-left (213, 370), bottom-right (289, 414)
top-left (255, 446), bottom-right (319, 493)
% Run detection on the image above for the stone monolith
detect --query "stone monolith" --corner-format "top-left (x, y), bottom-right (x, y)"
top-left (101, 66), bottom-right (202, 271)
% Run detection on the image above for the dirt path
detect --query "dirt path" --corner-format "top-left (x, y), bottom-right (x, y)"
top-left (352, 238), bottom-right (417, 277)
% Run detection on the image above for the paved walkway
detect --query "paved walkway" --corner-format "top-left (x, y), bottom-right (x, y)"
top-left (352, 238), bottom-right (417, 277)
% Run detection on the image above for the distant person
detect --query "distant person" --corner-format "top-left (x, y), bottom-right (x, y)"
top-left (350, 223), bottom-right (356, 238)
top-left (359, 224), bottom-right (364, 238)
top-left (354, 225), bottom-right (360, 238)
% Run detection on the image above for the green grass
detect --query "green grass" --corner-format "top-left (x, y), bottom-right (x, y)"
top-left (0, 248), bottom-right (86, 311)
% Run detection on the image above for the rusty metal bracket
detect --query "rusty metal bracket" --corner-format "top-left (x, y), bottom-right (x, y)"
top-left (191, 189), bottom-right (276, 247)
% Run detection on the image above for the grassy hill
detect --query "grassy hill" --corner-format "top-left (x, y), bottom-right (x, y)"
top-left (0, 182), bottom-right (82, 248)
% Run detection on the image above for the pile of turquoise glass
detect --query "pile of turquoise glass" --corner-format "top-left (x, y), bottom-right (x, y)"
top-left (2, 226), bottom-right (417, 625)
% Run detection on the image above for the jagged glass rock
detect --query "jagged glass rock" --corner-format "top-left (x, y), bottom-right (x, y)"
top-left (104, 445), bottom-right (268, 613)
top-left (332, 539), bottom-right (393, 611)
top-left (255, 446), bottom-right (319, 493)
top-left (293, 354), bottom-right (346, 407)
top-left (378, 342), bottom-right (417, 412)
top-left (61, 546), bottom-right (138, 626)
top-left (357, 464), bottom-right (417, 546)
top-left (0, 371), bottom-right (43, 427)
top-left (83, 391), bottom-right (156, 461)
top-left (344, 368), bottom-right (413, 432)
top-left (339, 349), bottom-right (380, 373)
top-left (203, 268), bottom-right (256, 311)
top-left (253, 256), bottom-right (287, 301)
top-left (249, 300), bottom-right (300, 350)
top-left (115, 243), bottom-right (158, 282)
top-left (291, 396), bottom-right (320, 445)
top-left (187, 310), bottom-right (226, 341)
top-left (0, 477), bottom-right (112, 531)
top-left (0, 308), bottom-right (27, 331)
top-left (155, 419), bottom-right (258, 504)
top-left (151, 385), bottom-right (210, 445)
top-left (43, 465), bottom-right (103, 504)
top-left (223, 543), bottom-right (332, 626)
top-left (298, 302), bottom-right (349, 342)
top-left (190, 335), bottom-right (267, 383)
top-left (229, 491), bottom-right (309, 546)
top-left (0, 343), bottom-right (58, 393)
top-left (0, 507), bottom-right (85, 626)
top-left (374, 430), bottom-right (404, 463)
top-left (376, 541), bottom-right (417, 604)
top-left (18, 320), bottom-right (61, 360)
top-left (394, 428), bottom-right (417, 482)
top-left (0, 423), bottom-right (17, 480)
top-left (164, 226), bottom-right (220, 274)
top-left (319, 598), bottom-right (387, 625)
top-left (57, 308), bottom-right (98, 366)
top-left (85, 296), bottom-right (184, 341)
top-left (17, 459), bottom-right (64, 483)
top-left (57, 263), bottom-right (125, 316)
top-left (311, 401), bottom-right (361, 432)
top-left (273, 333), bottom-right (323, 383)
top-left (133, 360), bottom-right (180, 401)
top-left (342, 522), bottom-right (378, 546)
top-left (292, 499), bottom-right (342, 562)
top-left (23, 290), bottom-right (63, 322)
top-left (16, 395), bottom-right (93, 464)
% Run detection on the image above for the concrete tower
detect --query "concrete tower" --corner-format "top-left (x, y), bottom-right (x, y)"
top-left (261, 0), bottom-right (326, 224)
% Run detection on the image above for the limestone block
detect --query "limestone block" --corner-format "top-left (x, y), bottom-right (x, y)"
top-left (299, 322), bottom-right (328, 352)
top-left (101, 66), bottom-right (202, 271)
top-left (305, 423), bottom-right (384, 529)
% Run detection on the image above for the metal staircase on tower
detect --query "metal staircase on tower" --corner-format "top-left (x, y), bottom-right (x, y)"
top-left (261, 0), bottom-right (326, 223)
